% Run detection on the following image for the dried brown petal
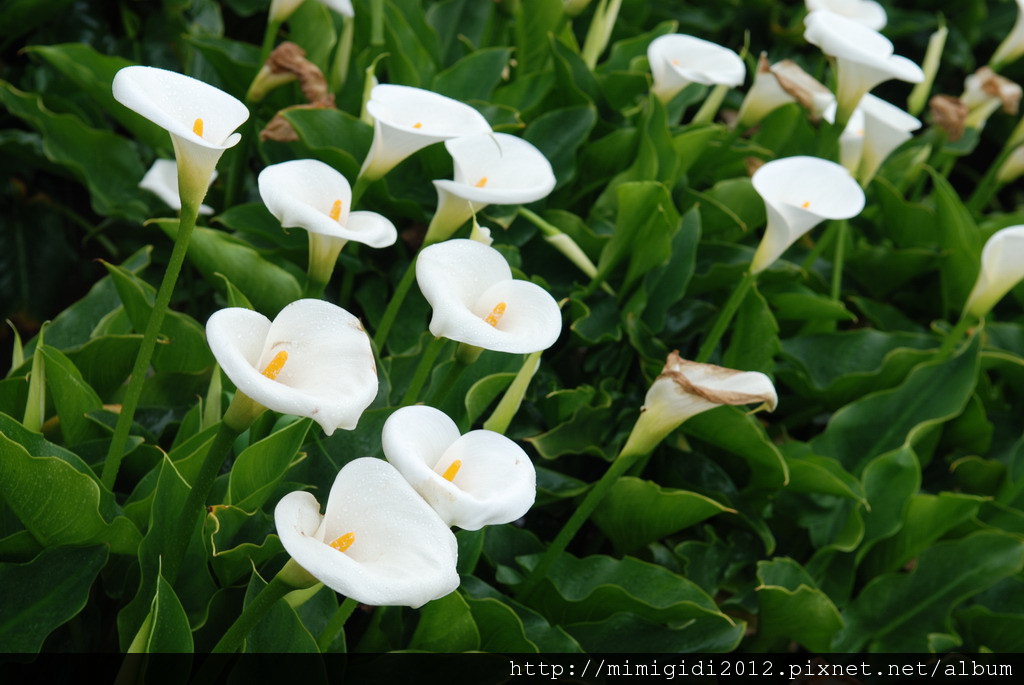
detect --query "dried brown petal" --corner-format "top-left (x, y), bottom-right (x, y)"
top-left (929, 94), bottom-right (968, 142)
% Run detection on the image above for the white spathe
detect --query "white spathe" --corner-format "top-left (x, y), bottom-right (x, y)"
top-left (750, 156), bottom-right (865, 273)
top-left (804, 11), bottom-right (923, 124)
top-left (360, 84), bottom-right (492, 181)
top-left (274, 458), bottom-right (459, 608)
top-left (805, 0), bottom-right (886, 30)
top-left (382, 406), bottom-right (536, 530)
top-left (963, 226), bottom-right (1024, 318)
top-left (647, 34), bottom-right (746, 103)
top-left (416, 239), bottom-right (562, 353)
top-left (991, 0), bottom-right (1024, 69)
top-left (139, 159), bottom-right (216, 215)
top-left (112, 66), bottom-right (248, 206)
top-left (270, 0), bottom-right (353, 23)
top-left (736, 54), bottom-right (835, 128)
top-left (206, 299), bottom-right (377, 436)
top-left (426, 133), bottom-right (556, 244)
top-left (258, 159), bottom-right (396, 285)
top-left (833, 94), bottom-right (921, 185)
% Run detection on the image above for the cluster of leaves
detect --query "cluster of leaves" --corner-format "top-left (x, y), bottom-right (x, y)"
top-left (3, 0), bottom-right (1024, 655)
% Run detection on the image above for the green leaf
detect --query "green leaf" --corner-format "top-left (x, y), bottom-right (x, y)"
top-left (426, 0), bottom-right (497, 66)
top-left (433, 47), bottom-right (511, 101)
top-left (695, 177), bottom-right (766, 241)
top-left (65, 335), bottom-right (142, 400)
top-left (548, 35), bottom-right (599, 107)
top-left (464, 372), bottom-right (515, 426)
top-left (927, 167), bottom-right (982, 316)
top-left (723, 283), bottom-right (778, 374)
top-left (282, 108), bottom-right (373, 181)
top-left (288, 0), bottom-right (337, 71)
top-left (782, 445), bottom-right (866, 504)
top-left (243, 572), bottom-right (319, 653)
top-left (382, 0), bottom-right (438, 87)
top-left (465, 596), bottom-right (537, 652)
top-left (24, 43), bottom-right (167, 150)
top-left (812, 333), bottom-right (980, 473)
top-left (0, 432), bottom-right (140, 554)
top-left (565, 612), bottom-right (743, 653)
top-left (755, 557), bottom-right (843, 652)
top-left (524, 105), bottom-right (597, 189)
top-left (153, 220), bottom-right (303, 317)
top-left (857, 447), bottom-right (921, 561)
top-left (682, 406), bottom-right (789, 491)
top-left (129, 568), bottom-right (194, 653)
top-left (769, 292), bottom-right (857, 322)
top-left (39, 345), bottom-right (105, 445)
top-left (592, 477), bottom-right (733, 554)
top-left (0, 80), bottom-right (147, 221)
top-left (634, 206), bottom-right (701, 333)
top-left (958, 604), bottom-right (1024, 652)
top-left (462, 575), bottom-right (582, 651)
top-left (228, 418), bottom-right (311, 512)
top-left (409, 592), bottom-right (481, 652)
top-left (526, 383), bottom-right (614, 460)
top-left (833, 531), bottom-right (1024, 652)
top-left (214, 273), bottom-right (254, 310)
top-left (0, 545), bottom-right (107, 652)
top-left (514, 0), bottom-right (563, 75)
top-left (183, 35), bottom-right (261, 100)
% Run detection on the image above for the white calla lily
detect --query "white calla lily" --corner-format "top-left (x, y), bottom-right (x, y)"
top-left (962, 67), bottom-right (1022, 131)
top-left (750, 156), bottom-right (865, 274)
top-left (360, 84), bottom-right (492, 181)
top-left (139, 159), bottom-right (216, 215)
top-left (270, 0), bottom-right (353, 23)
top-left (647, 34), bottom-right (746, 104)
top-left (274, 457), bottom-right (459, 608)
top-left (623, 351), bottom-right (778, 456)
top-left (426, 133), bottom-right (556, 244)
top-left (833, 94), bottom-right (921, 185)
top-left (416, 239), bottom-right (562, 353)
top-left (383, 406), bottom-right (536, 530)
top-left (206, 299), bottom-right (377, 435)
top-left (991, 0), bottom-right (1024, 70)
top-left (736, 54), bottom-right (835, 128)
top-left (963, 226), bottom-right (1024, 318)
top-left (804, 11), bottom-right (923, 125)
top-left (258, 159), bottom-right (397, 286)
top-left (996, 145), bottom-right (1024, 185)
top-left (805, 0), bottom-right (886, 30)
top-left (112, 66), bottom-right (248, 207)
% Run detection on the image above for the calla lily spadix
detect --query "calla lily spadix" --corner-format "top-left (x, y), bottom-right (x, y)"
top-left (416, 239), bottom-right (562, 353)
top-left (805, 0), bottom-right (886, 30)
top-left (646, 34), bottom-right (746, 104)
top-left (383, 406), bottom-right (536, 530)
top-left (803, 11), bottom-right (923, 125)
top-left (259, 159), bottom-right (397, 286)
top-left (750, 156), bottom-right (865, 274)
top-left (274, 457), bottom-right (459, 608)
top-left (139, 159), bottom-right (216, 215)
top-left (425, 133), bottom-right (556, 245)
top-left (623, 351), bottom-right (778, 457)
top-left (991, 0), bottom-right (1024, 70)
top-left (962, 226), bottom-right (1024, 319)
top-left (206, 299), bottom-right (377, 435)
top-left (831, 94), bottom-right (921, 185)
top-left (112, 66), bottom-right (248, 207)
top-left (359, 84), bottom-right (492, 182)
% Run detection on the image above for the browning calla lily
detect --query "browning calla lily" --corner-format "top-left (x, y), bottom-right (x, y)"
top-left (274, 457), bottom-right (459, 608)
top-left (206, 299), bottom-right (377, 435)
top-left (383, 406), bottom-right (536, 530)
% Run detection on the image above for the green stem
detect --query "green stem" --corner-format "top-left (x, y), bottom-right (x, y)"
top-left (370, 0), bottom-right (385, 46)
top-left (694, 271), bottom-right (756, 363)
top-left (317, 597), bottom-right (358, 652)
top-left (400, 337), bottom-right (446, 405)
top-left (259, 20), bottom-right (281, 66)
top-left (372, 255), bottom-right (418, 352)
top-left (691, 84), bottom-right (728, 125)
top-left (830, 220), bottom-right (848, 301)
top-left (937, 314), bottom-right (977, 357)
top-left (516, 446), bottom-right (647, 600)
top-left (483, 350), bottom-right (542, 434)
top-left (211, 574), bottom-right (292, 654)
top-left (351, 174), bottom-right (371, 208)
top-left (102, 199), bottom-right (201, 490)
top-left (800, 221), bottom-right (837, 271)
top-left (162, 421), bottom-right (242, 585)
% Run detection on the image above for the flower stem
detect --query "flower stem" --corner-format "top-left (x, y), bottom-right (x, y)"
top-left (372, 255), bottom-right (418, 352)
top-left (691, 84), bottom-right (729, 125)
top-left (101, 199), bottom-right (201, 490)
top-left (516, 445), bottom-right (647, 601)
top-left (694, 271), bottom-right (756, 363)
top-left (162, 421), bottom-right (243, 585)
top-left (400, 337), bottom-right (446, 405)
top-left (317, 597), bottom-right (358, 652)
top-left (830, 219), bottom-right (848, 301)
top-left (483, 350), bottom-right (542, 434)
top-left (211, 573), bottom-right (292, 654)
top-left (937, 314), bottom-right (977, 357)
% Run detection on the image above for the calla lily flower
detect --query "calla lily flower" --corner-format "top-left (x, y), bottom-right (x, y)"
top-left (996, 145), bottom-right (1024, 185)
top-left (963, 226), bottom-right (1024, 318)
top-left (750, 156), bottom-right (865, 274)
top-left (359, 84), bottom-right (492, 182)
top-left (646, 34), bottom-right (746, 104)
top-left (991, 0), bottom-right (1024, 70)
top-left (270, 0), bottom-right (353, 23)
top-left (139, 159), bottom-right (216, 215)
top-left (623, 351), bottom-right (778, 456)
top-left (804, 11), bottom-right (923, 125)
top-left (425, 133), bottom-right (556, 245)
top-left (833, 94), bottom-right (921, 185)
top-left (805, 0), bottom-right (886, 30)
top-left (112, 66), bottom-right (248, 207)
top-left (274, 457), bottom-right (459, 608)
top-left (736, 54), bottom-right (835, 128)
top-left (382, 405), bottom-right (536, 530)
top-left (206, 299), bottom-right (377, 435)
top-left (962, 67), bottom-right (1022, 131)
top-left (258, 159), bottom-right (397, 286)
top-left (416, 239), bottom-right (562, 353)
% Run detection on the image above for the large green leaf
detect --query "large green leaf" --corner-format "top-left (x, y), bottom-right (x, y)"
top-left (927, 167), bottom-right (981, 316)
top-left (524, 105), bottom-right (597, 190)
top-left (243, 572), bottom-right (319, 653)
top-left (465, 596), bottom-right (538, 652)
top-left (409, 592), bottom-right (481, 652)
top-left (129, 568), bottom-right (194, 653)
top-left (682, 406), bottom-right (789, 491)
top-left (432, 47), bottom-right (511, 102)
top-left (281, 107), bottom-right (373, 181)
top-left (565, 612), bottom-right (744, 653)
top-left (228, 418), bottom-right (311, 512)
top-left (0, 545), bottom-right (107, 652)
top-left (754, 557), bottom-right (843, 652)
top-left (39, 346), bottom-right (106, 446)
